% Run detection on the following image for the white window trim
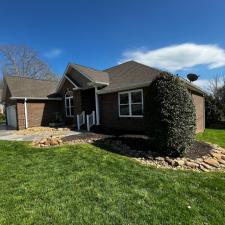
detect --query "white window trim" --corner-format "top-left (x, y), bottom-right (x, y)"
top-left (65, 92), bottom-right (74, 117)
top-left (118, 89), bottom-right (144, 118)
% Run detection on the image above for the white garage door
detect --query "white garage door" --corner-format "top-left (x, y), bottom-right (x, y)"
top-left (6, 105), bottom-right (17, 128)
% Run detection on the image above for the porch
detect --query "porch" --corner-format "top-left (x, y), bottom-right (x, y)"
top-left (66, 87), bottom-right (100, 131)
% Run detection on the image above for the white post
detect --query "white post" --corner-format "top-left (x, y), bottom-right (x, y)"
top-left (86, 115), bottom-right (90, 131)
top-left (92, 111), bottom-right (96, 125)
top-left (24, 98), bottom-right (28, 129)
top-left (95, 87), bottom-right (100, 125)
top-left (77, 115), bottom-right (80, 131)
top-left (82, 111), bottom-right (85, 125)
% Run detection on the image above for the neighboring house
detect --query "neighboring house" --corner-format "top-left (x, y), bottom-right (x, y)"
top-left (2, 61), bottom-right (205, 132)
top-left (0, 89), bottom-right (4, 114)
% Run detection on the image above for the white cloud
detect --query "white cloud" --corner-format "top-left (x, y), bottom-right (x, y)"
top-left (119, 43), bottom-right (225, 72)
top-left (193, 79), bottom-right (210, 91)
top-left (44, 48), bottom-right (62, 58)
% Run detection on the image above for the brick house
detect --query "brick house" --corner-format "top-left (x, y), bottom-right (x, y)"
top-left (0, 89), bottom-right (4, 114)
top-left (2, 61), bottom-right (205, 133)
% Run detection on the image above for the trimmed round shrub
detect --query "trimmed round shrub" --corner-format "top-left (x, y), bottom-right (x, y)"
top-left (145, 72), bottom-right (196, 156)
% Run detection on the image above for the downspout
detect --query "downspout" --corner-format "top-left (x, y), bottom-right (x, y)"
top-left (95, 87), bottom-right (100, 125)
top-left (24, 98), bottom-right (28, 129)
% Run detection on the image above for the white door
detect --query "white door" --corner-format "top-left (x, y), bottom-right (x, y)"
top-left (6, 105), bottom-right (17, 128)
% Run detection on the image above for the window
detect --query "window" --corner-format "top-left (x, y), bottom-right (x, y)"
top-left (65, 91), bottom-right (74, 117)
top-left (118, 89), bottom-right (143, 117)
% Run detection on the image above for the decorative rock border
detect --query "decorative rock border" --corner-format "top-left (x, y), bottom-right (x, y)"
top-left (135, 145), bottom-right (225, 172)
top-left (32, 135), bottom-right (225, 172)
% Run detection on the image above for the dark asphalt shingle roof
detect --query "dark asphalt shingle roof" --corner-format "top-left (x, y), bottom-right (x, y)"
top-left (99, 61), bottom-right (162, 93)
top-left (4, 61), bottom-right (205, 98)
top-left (71, 63), bottom-right (109, 84)
top-left (4, 76), bottom-right (58, 98)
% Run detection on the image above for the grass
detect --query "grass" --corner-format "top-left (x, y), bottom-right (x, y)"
top-left (197, 128), bottom-right (225, 148)
top-left (0, 140), bottom-right (225, 225)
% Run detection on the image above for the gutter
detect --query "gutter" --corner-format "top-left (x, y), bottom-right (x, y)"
top-left (97, 82), bottom-right (152, 94)
top-left (24, 98), bottom-right (28, 129)
top-left (97, 79), bottom-right (206, 96)
top-left (10, 97), bottom-right (62, 100)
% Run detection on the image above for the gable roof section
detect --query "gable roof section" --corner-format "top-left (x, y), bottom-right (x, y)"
top-left (98, 61), bottom-right (161, 94)
top-left (56, 63), bottom-right (109, 92)
top-left (97, 61), bottom-right (206, 95)
top-left (4, 76), bottom-right (60, 99)
top-left (71, 63), bottom-right (109, 84)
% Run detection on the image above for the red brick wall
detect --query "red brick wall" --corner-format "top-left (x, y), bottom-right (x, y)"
top-left (17, 100), bottom-right (63, 130)
top-left (99, 87), bottom-right (205, 134)
top-left (99, 88), bottom-right (147, 133)
top-left (191, 91), bottom-right (205, 133)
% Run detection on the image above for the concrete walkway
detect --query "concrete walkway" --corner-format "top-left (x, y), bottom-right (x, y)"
top-left (0, 124), bottom-right (79, 141)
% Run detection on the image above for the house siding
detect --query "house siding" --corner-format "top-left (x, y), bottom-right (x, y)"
top-left (17, 100), bottom-right (63, 130)
top-left (99, 87), bottom-right (205, 134)
top-left (99, 88), bottom-right (147, 133)
top-left (191, 91), bottom-right (205, 133)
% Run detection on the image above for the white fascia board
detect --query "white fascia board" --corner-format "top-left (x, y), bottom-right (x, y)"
top-left (64, 75), bottom-right (79, 89)
top-left (97, 82), bottom-right (151, 94)
top-left (71, 64), bottom-right (95, 83)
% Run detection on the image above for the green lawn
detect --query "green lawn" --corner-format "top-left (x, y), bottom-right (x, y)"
top-left (197, 128), bottom-right (225, 148)
top-left (0, 141), bottom-right (225, 225)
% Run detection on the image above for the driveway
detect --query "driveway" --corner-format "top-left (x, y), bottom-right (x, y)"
top-left (0, 124), bottom-right (80, 141)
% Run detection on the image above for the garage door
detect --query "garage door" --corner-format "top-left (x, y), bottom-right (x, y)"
top-left (6, 105), bottom-right (17, 128)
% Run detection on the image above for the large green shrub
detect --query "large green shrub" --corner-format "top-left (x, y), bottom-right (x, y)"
top-left (145, 72), bottom-right (196, 156)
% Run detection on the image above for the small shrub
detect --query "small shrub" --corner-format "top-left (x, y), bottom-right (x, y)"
top-left (0, 114), bottom-right (5, 124)
top-left (145, 72), bottom-right (196, 156)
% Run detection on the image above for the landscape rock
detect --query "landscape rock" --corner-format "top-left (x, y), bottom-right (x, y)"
top-left (218, 159), bottom-right (225, 165)
top-left (203, 158), bottom-right (220, 168)
top-left (32, 134), bottom-right (225, 172)
top-left (185, 161), bottom-right (199, 169)
top-left (210, 152), bottom-right (222, 159)
top-left (174, 159), bottom-right (185, 166)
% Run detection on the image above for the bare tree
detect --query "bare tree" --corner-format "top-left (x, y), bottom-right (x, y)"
top-left (0, 45), bottom-right (59, 80)
top-left (208, 75), bottom-right (225, 98)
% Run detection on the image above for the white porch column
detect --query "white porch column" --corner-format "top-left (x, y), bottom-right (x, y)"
top-left (95, 87), bottom-right (100, 125)
top-left (24, 98), bottom-right (29, 129)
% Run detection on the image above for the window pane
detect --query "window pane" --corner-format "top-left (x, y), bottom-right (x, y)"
top-left (120, 93), bottom-right (129, 104)
top-left (131, 104), bottom-right (143, 115)
top-left (70, 98), bottom-right (74, 106)
top-left (66, 108), bottom-right (70, 116)
top-left (131, 91), bottom-right (142, 103)
top-left (120, 104), bottom-right (129, 115)
top-left (71, 107), bottom-right (74, 116)
top-left (66, 99), bottom-right (70, 107)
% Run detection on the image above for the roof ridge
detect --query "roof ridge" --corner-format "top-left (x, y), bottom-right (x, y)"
top-left (103, 60), bottom-right (134, 71)
top-left (72, 63), bottom-right (107, 73)
top-left (4, 75), bottom-right (59, 82)
top-left (104, 60), bottom-right (163, 73)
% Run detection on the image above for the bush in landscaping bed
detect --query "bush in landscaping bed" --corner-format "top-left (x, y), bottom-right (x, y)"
top-left (145, 72), bottom-right (196, 156)
top-left (0, 114), bottom-right (5, 124)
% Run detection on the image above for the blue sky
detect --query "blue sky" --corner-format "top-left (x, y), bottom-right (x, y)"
top-left (0, 0), bottom-right (225, 88)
